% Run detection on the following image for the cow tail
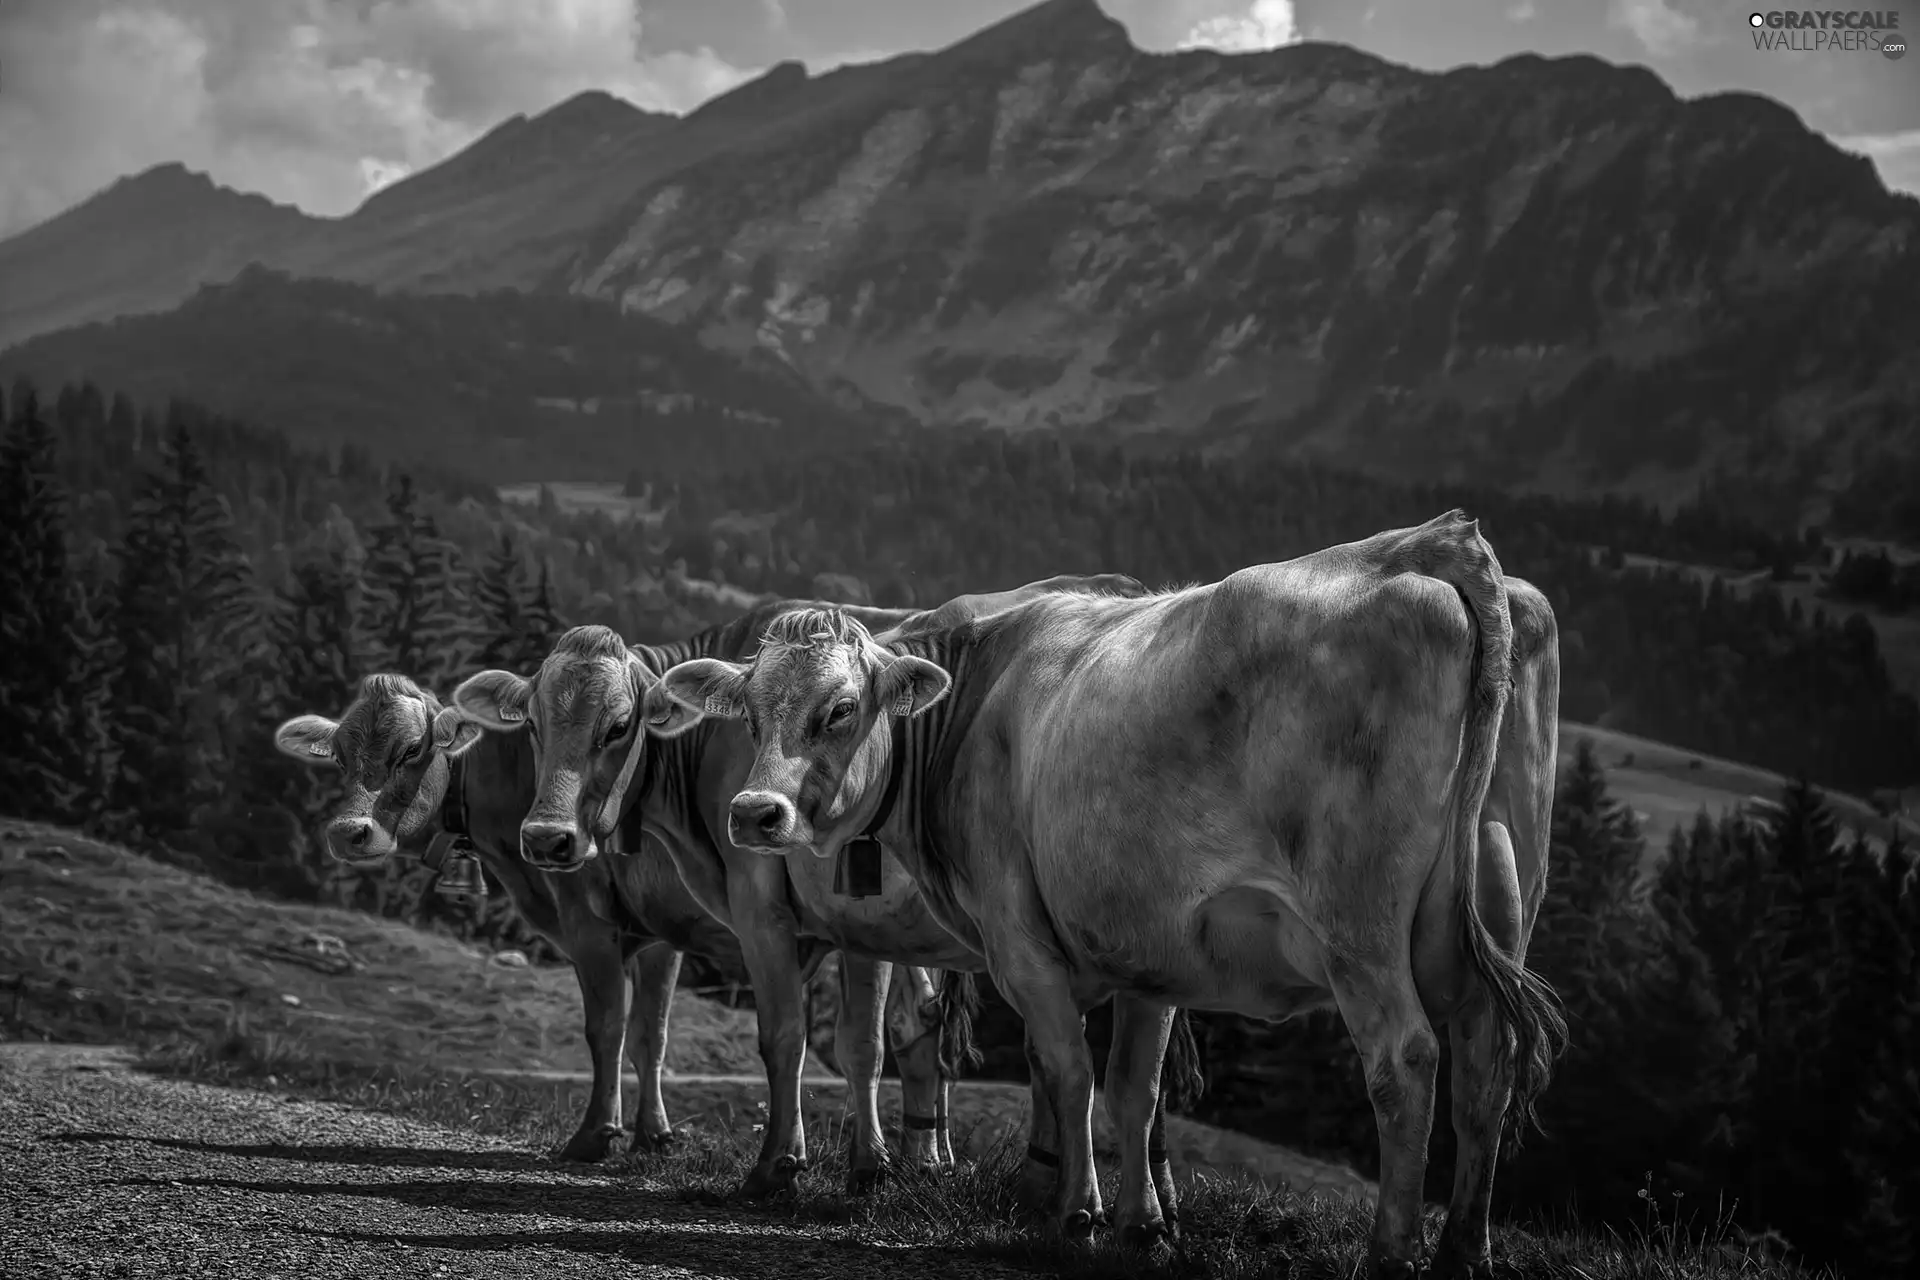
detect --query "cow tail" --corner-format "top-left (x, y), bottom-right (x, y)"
top-left (935, 969), bottom-right (982, 1077)
top-left (1438, 514), bottom-right (1567, 1151)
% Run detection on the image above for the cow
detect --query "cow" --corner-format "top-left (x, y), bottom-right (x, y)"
top-left (271, 667), bottom-right (952, 1184)
top-left (646, 511), bottom-right (1568, 1280)
top-left (451, 576), bottom-right (1206, 1212)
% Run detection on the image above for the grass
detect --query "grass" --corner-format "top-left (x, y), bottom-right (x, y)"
top-left (134, 1026), bottom-right (1828, 1279)
top-left (3, 813), bottom-right (1835, 1276)
top-left (0, 815), bottom-right (788, 1077)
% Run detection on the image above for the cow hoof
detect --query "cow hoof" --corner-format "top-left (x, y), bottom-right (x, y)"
top-left (633, 1128), bottom-right (681, 1154)
top-left (557, 1124), bottom-right (624, 1163)
top-left (1431, 1243), bottom-right (1493, 1280)
top-left (738, 1155), bottom-right (809, 1201)
top-left (1059, 1209), bottom-right (1096, 1240)
top-left (1365, 1252), bottom-right (1424, 1280)
top-left (846, 1165), bottom-right (891, 1196)
top-left (1118, 1217), bottom-right (1171, 1253)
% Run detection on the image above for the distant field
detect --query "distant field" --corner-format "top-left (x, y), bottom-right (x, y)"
top-left (497, 479), bottom-right (664, 526)
top-left (1560, 721), bottom-right (1919, 852)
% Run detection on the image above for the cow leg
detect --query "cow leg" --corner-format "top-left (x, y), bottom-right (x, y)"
top-left (1019, 1033), bottom-right (1062, 1212)
top-left (993, 946), bottom-right (1101, 1238)
top-left (730, 885), bottom-right (813, 1199)
top-left (558, 940), bottom-right (632, 1163)
top-left (1149, 1087), bottom-right (1180, 1240)
top-left (835, 954), bottom-right (894, 1195)
top-left (1329, 958), bottom-right (1441, 1280)
top-left (1105, 993), bottom-right (1176, 1251)
top-left (886, 965), bottom-right (948, 1176)
top-left (624, 941), bottom-right (683, 1151)
top-left (1431, 1000), bottom-right (1506, 1280)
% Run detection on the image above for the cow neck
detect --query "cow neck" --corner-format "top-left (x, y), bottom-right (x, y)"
top-left (857, 713), bottom-right (908, 844)
top-left (423, 752), bottom-right (471, 871)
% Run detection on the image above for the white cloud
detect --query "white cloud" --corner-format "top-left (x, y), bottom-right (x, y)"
top-left (1177, 0), bottom-right (1300, 54)
top-left (1833, 129), bottom-right (1920, 198)
top-left (0, 0), bottom-right (755, 238)
top-left (1609, 0), bottom-right (1702, 57)
top-left (1508, 0), bottom-right (1538, 20)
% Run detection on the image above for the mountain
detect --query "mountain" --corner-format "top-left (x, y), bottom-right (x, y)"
top-left (3, 0), bottom-right (1917, 528)
top-left (0, 267), bottom-right (897, 482)
top-left (0, 163), bottom-right (320, 351)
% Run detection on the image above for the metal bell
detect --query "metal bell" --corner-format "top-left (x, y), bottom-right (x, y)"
top-left (434, 843), bottom-right (488, 902)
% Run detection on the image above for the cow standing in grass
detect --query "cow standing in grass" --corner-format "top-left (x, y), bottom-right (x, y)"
top-left (647, 513), bottom-right (1567, 1280)
top-left (452, 577), bottom-right (1206, 1207)
top-left (272, 665), bottom-right (952, 1180)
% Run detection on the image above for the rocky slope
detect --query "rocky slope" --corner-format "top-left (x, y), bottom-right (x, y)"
top-left (2, 0), bottom-right (1914, 522)
top-left (557, 0), bottom-right (1920, 517)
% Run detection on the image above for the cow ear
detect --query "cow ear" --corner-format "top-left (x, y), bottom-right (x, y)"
top-left (875, 653), bottom-right (951, 719)
top-left (274, 714), bottom-right (339, 764)
top-left (452, 668), bottom-right (533, 731)
top-left (429, 706), bottom-right (485, 758)
top-left (656, 658), bottom-right (750, 729)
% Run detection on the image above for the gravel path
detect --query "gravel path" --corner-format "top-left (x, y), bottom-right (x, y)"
top-left (0, 1042), bottom-right (1039, 1280)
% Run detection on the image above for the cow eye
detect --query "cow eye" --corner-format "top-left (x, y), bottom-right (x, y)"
top-left (826, 701), bottom-right (856, 728)
top-left (604, 719), bottom-right (631, 747)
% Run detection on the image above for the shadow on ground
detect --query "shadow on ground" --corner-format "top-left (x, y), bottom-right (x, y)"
top-left (48, 1130), bottom-right (552, 1174)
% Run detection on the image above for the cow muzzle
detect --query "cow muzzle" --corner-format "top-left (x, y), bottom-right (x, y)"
top-left (324, 816), bottom-right (396, 866)
top-left (521, 821), bottom-right (595, 871)
top-left (728, 791), bottom-right (799, 854)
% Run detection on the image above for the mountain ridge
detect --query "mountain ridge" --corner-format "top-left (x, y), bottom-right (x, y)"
top-left (2, 0), bottom-right (1915, 528)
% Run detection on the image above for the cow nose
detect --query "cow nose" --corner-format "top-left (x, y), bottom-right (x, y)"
top-left (522, 825), bottom-right (576, 867)
top-left (729, 795), bottom-right (786, 843)
top-left (326, 819), bottom-right (375, 858)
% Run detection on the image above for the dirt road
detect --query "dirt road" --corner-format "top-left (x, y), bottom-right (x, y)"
top-left (0, 1042), bottom-right (1040, 1280)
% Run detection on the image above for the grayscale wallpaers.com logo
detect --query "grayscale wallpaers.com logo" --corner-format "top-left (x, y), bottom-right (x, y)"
top-left (1748, 10), bottom-right (1906, 58)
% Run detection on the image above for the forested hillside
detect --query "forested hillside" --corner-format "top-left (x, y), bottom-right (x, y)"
top-left (0, 268), bottom-right (899, 484)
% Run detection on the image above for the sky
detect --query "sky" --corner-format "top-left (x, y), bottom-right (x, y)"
top-left (0, 0), bottom-right (1915, 238)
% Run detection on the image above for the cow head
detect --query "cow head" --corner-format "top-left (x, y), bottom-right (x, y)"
top-left (273, 673), bottom-right (484, 865)
top-left (652, 608), bottom-right (950, 855)
top-left (453, 625), bottom-right (681, 872)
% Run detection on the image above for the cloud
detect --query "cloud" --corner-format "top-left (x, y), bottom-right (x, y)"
top-left (1609, 0), bottom-right (1702, 57)
top-left (1177, 0), bottom-right (1300, 53)
top-left (0, 0), bottom-right (755, 238)
top-left (1833, 129), bottom-right (1920, 198)
top-left (1507, 0), bottom-right (1538, 20)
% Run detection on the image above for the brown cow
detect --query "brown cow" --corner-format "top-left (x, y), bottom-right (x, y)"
top-left (452, 578), bottom-right (1206, 1209)
top-left (272, 668), bottom-right (949, 1178)
top-left (649, 513), bottom-right (1567, 1279)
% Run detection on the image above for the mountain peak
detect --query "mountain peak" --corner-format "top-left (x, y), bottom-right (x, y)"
top-left (951, 0), bottom-right (1132, 60)
top-left (538, 88), bottom-right (655, 129)
top-left (687, 59), bottom-right (811, 122)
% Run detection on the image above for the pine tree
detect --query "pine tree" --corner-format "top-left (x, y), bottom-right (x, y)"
top-left (473, 530), bottom-right (527, 670)
top-left (360, 474), bottom-right (483, 685)
top-left (104, 418), bottom-right (262, 852)
top-left (514, 555), bottom-right (565, 670)
top-left (0, 393), bottom-right (99, 822)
